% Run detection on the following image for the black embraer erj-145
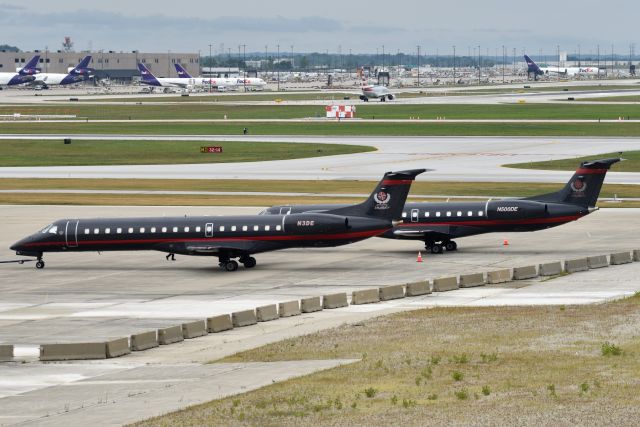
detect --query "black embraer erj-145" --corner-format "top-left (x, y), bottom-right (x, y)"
top-left (10, 169), bottom-right (425, 271)
top-left (261, 158), bottom-right (620, 254)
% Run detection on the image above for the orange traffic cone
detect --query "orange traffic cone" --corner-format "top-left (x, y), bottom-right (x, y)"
top-left (503, 239), bottom-right (509, 246)
top-left (417, 251), bottom-right (423, 262)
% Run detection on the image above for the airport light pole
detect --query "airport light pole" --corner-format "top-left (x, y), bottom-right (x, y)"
top-left (597, 44), bottom-right (600, 79)
top-left (477, 45), bottom-right (480, 85)
top-left (277, 44), bottom-right (280, 91)
top-left (452, 45), bottom-right (456, 86)
top-left (416, 45), bottom-right (420, 87)
top-left (242, 44), bottom-right (246, 92)
top-left (208, 44), bottom-right (213, 92)
top-left (502, 45), bottom-right (505, 84)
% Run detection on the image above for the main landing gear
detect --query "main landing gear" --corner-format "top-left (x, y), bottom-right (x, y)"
top-left (218, 255), bottom-right (257, 271)
top-left (425, 240), bottom-right (458, 254)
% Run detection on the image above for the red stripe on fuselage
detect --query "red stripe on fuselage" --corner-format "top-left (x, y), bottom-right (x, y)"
top-left (23, 228), bottom-right (390, 248)
top-left (400, 214), bottom-right (582, 228)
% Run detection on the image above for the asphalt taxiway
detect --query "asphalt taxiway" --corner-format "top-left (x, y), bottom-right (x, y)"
top-left (1, 135), bottom-right (639, 183)
top-left (1, 205), bottom-right (640, 424)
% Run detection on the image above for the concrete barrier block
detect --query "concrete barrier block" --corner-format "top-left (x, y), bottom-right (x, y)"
top-left (301, 296), bottom-right (323, 313)
top-left (232, 309), bottom-right (258, 327)
top-left (487, 269), bottom-right (512, 284)
top-left (633, 250), bottom-right (640, 262)
top-left (130, 331), bottom-right (158, 351)
top-left (0, 344), bottom-right (13, 362)
top-left (40, 343), bottom-right (106, 361)
top-left (207, 314), bottom-right (233, 333)
top-left (513, 265), bottom-right (538, 280)
top-left (459, 273), bottom-right (485, 288)
top-left (379, 284), bottom-right (405, 301)
top-left (106, 338), bottom-right (131, 358)
top-left (182, 320), bottom-right (207, 339)
top-left (433, 276), bottom-right (459, 292)
top-left (279, 300), bottom-right (301, 318)
top-left (406, 280), bottom-right (431, 296)
top-left (351, 288), bottom-right (381, 305)
top-left (587, 255), bottom-right (609, 269)
top-left (158, 325), bottom-right (184, 345)
top-left (256, 305), bottom-right (279, 322)
top-left (539, 261), bottom-right (563, 276)
top-left (610, 251), bottom-right (632, 265)
top-left (323, 293), bottom-right (348, 309)
top-left (565, 258), bottom-right (588, 273)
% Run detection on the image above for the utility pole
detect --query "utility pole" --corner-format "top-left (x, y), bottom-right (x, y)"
top-left (502, 45), bottom-right (505, 84)
top-left (208, 44), bottom-right (213, 92)
top-left (417, 45), bottom-right (420, 87)
top-left (277, 44), bottom-right (280, 91)
top-left (477, 45), bottom-right (480, 85)
top-left (452, 45), bottom-right (456, 86)
top-left (242, 44), bottom-right (246, 92)
top-left (597, 44), bottom-right (600, 79)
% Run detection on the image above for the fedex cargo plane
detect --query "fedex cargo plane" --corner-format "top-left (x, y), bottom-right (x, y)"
top-left (174, 64), bottom-right (266, 90)
top-left (262, 158), bottom-right (620, 254)
top-left (0, 55), bottom-right (39, 88)
top-left (29, 56), bottom-right (94, 88)
top-left (525, 55), bottom-right (599, 79)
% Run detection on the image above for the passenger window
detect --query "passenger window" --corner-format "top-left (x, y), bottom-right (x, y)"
top-left (205, 225), bottom-right (212, 233)
top-left (84, 228), bottom-right (90, 234)
top-left (219, 226), bottom-right (225, 232)
top-left (436, 212), bottom-right (441, 217)
top-left (231, 226), bottom-right (237, 231)
top-left (105, 228), bottom-right (111, 234)
top-left (457, 211), bottom-right (462, 217)
top-left (128, 227), bottom-right (134, 233)
top-left (172, 227), bottom-right (178, 232)
top-left (184, 227), bottom-right (190, 232)
top-left (195, 226), bottom-right (201, 232)
top-left (253, 225), bottom-right (259, 231)
top-left (265, 225), bottom-right (270, 231)
top-left (467, 211), bottom-right (473, 217)
top-left (425, 212), bottom-right (430, 217)
top-left (140, 227), bottom-right (145, 233)
top-left (151, 227), bottom-right (156, 233)
top-left (116, 228), bottom-right (122, 234)
top-left (276, 225), bottom-right (282, 231)
top-left (446, 212), bottom-right (451, 217)
top-left (162, 227), bottom-right (167, 233)
top-left (94, 228), bottom-right (99, 234)
top-left (401, 212), bottom-right (407, 218)
top-left (478, 211), bottom-right (483, 216)
top-left (242, 226), bottom-right (248, 231)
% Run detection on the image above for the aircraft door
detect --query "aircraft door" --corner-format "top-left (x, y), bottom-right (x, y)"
top-left (280, 207), bottom-right (292, 215)
top-left (410, 209), bottom-right (419, 223)
top-left (205, 223), bottom-right (214, 238)
top-left (65, 220), bottom-right (79, 248)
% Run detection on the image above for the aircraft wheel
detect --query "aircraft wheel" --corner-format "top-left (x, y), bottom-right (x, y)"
top-left (36, 260), bottom-right (45, 269)
top-left (224, 260), bottom-right (239, 272)
top-left (445, 241), bottom-right (458, 251)
top-left (242, 256), bottom-right (257, 269)
top-left (430, 245), bottom-right (443, 255)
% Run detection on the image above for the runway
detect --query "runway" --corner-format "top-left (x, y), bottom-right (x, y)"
top-left (1, 135), bottom-right (639, 183)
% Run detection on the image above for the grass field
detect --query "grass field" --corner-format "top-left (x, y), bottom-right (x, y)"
top-left (3, 121), bottom-right (640, 137)
top-left (578, 95), bottom-right (640, 102)
top-left (0, 140), bottom-right (373, 167)
top-left (505, 151), bottom-right (640, 172)
top-left (133, 294), bottom-right (640, 426)
top-left (3, 103), bottom-right (640, 121)
top-left (92, 93), bottom-right (361, 103)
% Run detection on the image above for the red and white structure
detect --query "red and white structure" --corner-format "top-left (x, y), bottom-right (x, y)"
top-left (325, 105), bottom-right (356, 119)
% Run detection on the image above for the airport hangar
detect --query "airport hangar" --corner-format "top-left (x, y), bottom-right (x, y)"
top-left (0, 50), bottom-right (201, 81)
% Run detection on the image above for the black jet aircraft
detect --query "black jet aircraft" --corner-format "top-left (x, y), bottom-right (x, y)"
top-left (10, 169), bottom-right (425, 271)
top-left (261, 158), bottom-right (620, 254)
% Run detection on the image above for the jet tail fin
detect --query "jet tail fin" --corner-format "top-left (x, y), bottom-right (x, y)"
top-left (524, 54), bottom-right (542, 74)
top-left (527, 158), bottom-right (621, 207)
top-left (137, 63), bottom-right (161, 85)
top-left (326, 169), bottom-right (425, 220)
top-left (70, 56), bottom-right (93, 75)
top-left (174, 63), bottom-right (192, 78)
top-left (19, 55), bottom-right (40, 75)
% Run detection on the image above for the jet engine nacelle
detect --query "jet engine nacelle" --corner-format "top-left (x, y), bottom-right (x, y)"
top-left (284, 213), bottom-right (350, 234)
top-left (487, 200), bottom-right (547, 220)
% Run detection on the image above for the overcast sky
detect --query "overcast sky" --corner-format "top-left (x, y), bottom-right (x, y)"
top-left (1, 1), bottom-right (637, 56)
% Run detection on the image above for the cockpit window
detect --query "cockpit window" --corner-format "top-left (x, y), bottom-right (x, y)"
top-left (258, 209), bottom-right (267, 215)
top-left (48, 226), bottom-right (58, 234)
top-left (40, 224), bottom-right (53, 233)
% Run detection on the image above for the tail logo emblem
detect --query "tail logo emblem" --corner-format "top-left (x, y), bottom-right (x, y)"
top-left (571, 178), bottom-right (586, 192)
top-left (374, 191), bottom-right (391, 205)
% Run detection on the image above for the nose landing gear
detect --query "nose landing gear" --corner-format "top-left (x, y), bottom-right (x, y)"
top-left (35, 258), bottom-right (45, 269)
